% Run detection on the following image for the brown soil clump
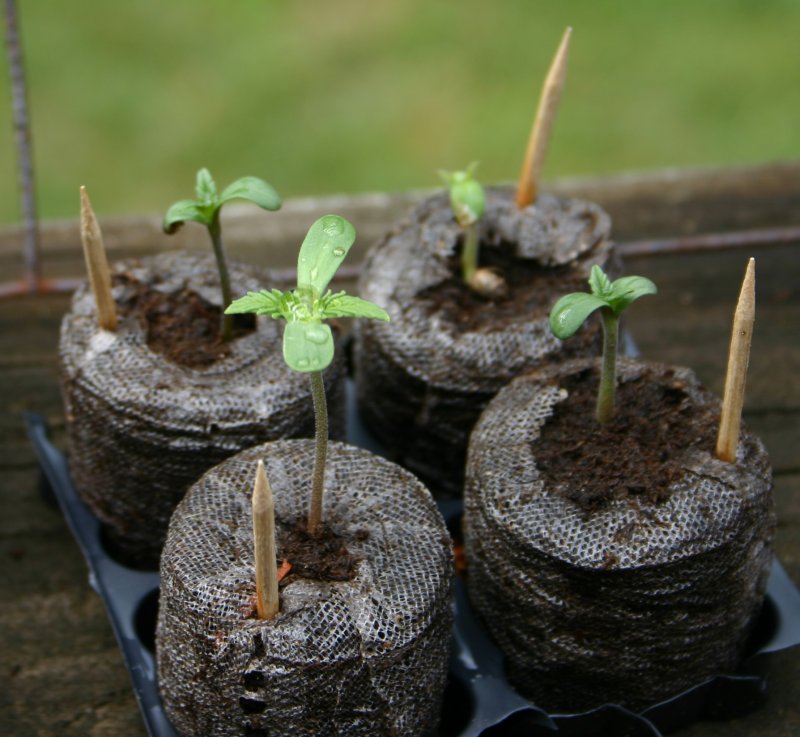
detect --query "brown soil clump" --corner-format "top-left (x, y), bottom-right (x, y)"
top-left (115, 273), bottom-right (255, 368)
top-left (534, 365), bottom-right (719, 510)
top-left (276, 518), bottom-right (365, 583)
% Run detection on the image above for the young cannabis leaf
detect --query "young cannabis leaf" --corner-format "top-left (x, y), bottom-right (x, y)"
top-left (164, 168), bottom-right (281, 341)
top-left (226, 214), bottom-right (389, 535)
top-left (550, 265), bottom-right (656, 423)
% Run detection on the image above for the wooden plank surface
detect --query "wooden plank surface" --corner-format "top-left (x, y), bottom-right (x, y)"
top-left (1, 163), bottom-right (799, 736)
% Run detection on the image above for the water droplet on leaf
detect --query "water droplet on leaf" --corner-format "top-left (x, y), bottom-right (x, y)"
top-left (304, 326), bottom-right (328, 344)
top-left (332, 247), bottom-right (345, 257)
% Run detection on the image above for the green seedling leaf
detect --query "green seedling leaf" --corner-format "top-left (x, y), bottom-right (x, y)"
top-left (219, 176), bottom-right (282, 211)
top-left (164, 168), bottom-right (282, 233)
top-left (225, 289), bottom-right (288, 318)
top-left (550, 266), bottom-right (657, 336)
top-left (164, 167), bottom-right (282, 342)
top-left (195, 167), bottom-right (218, 205)
top-left (588, 263), bottom-right (613, 299)
top-left (283, 321), bottom-right (334, 372)
top-left (605, 275), bottom-right (658, 313)
top-left (439, 163), bottom-right (485, 227)
top-left (226, 215), bottom-right (387, 374)
top-left (320, 292), bottom-right (390, 321)
top-left (297, 215), bottom-right (356, 295)
top-left (549, 292), bottom-right (609, 339)
top-left (163, 200), bottom-right (209, 233)
top-left (549, 265), bottom-right (657, 424)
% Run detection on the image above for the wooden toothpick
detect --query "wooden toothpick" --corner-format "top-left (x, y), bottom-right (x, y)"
top-left (79, 186), bottom-right (117, 331)
top-left (252, 459), bottom-right (279, 620)
top-left (716, 258), bottom-right (756, 463)
top-left (515, 27), bottom-right (572, 209)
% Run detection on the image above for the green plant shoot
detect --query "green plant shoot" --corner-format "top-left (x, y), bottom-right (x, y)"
top-left (164, 168), bottom-right (281, 341)
top-left (549, 265), bottom-right (656, 423)
top-left (226, 214), bottom-right (389, 535)
top-left (439, 163), bottom-right (485, 286)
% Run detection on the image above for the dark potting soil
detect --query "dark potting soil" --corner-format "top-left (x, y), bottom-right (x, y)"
top-left (416, 239), bottom-right (591, 334)
top-left (276, 517), bottom-right (365, 584)
top-left (534, 365), bottom-right (720, 511)
top-left (114, 273), bottom-right (255, 369)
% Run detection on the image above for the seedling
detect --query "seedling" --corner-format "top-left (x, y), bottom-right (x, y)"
top-left (226, 214), bottom-right (389, 535)
top-left (164, 168), bottom-right (281, 341)
top-left (440, 163), bottom-right (485, 285)
top-left (439, 164), bottom-right (506, 299)
top-left (549, 265), bottom-right (656, 423)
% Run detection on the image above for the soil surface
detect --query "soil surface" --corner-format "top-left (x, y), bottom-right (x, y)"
top-left (416, 239), bottom-right (590, 333)
top-left (534, 365), bottom-right (720, 510)
top-left (114, 273), bottom-right (255, 368)
top-left (276, 517), bottom-right (365, 584)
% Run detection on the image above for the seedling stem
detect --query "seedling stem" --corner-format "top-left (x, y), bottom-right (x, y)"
top-left (308, 371), bottom-right (328, 535)
top-left (207, 213), bottom-right (233, 341)
top-left (461, 223), bottom-right (479, 285)
top-left (597, 309), bottom-right (619, 423)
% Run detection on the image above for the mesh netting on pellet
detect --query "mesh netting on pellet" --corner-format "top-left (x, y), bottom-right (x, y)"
top-left (464, 358), bottom-right (774, 713)
top-left (59, 252), bottom-right (346, 566)
top-left (354, 187), bottom-right (616, 497)
top-left (157, 439), bottom-right (454, 737)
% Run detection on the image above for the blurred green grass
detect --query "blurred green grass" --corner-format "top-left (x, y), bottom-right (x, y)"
top-left (1, 0), bottom-right (798, 225)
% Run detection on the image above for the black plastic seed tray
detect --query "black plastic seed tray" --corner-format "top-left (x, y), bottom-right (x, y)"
top-left (25, 411), bottom-right (800, 737)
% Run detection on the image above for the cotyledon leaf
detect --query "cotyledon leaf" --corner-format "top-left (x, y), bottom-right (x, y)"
top-left (549, 292), bottom-right (609, 339)
top-left (282, 321), bottom-right (334, 373)
top-left (606, 275), bottom-right (657, 314)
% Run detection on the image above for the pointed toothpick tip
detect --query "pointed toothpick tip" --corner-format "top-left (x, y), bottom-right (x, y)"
top-left (79, 185), bottom-right (94, 224)
top-left (253, 459), bottom-right (268, 498)
top-left (515, 26), bottom-right (573, 209)
top-left (560, 26), bottom-right (573, 50)
top-left (715, 258), bottom-right (756, 463)
top-left (79, 185), bottom-right (117, 331)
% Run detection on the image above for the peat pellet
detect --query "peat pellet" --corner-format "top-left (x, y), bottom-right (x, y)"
top-left (464, 357), bottom-right (774, 712)
top-left (59, 251), bottom-right (346, 567)
top-left (354, 187), bottom-right (615, 497)
top-left (157, 439), bottom-right (454, 737)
